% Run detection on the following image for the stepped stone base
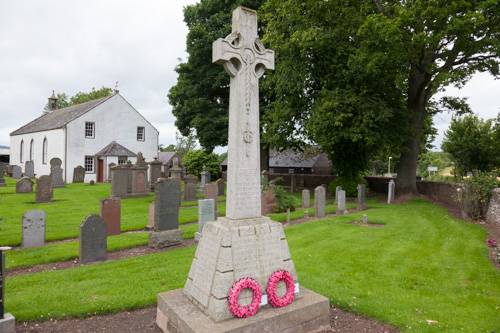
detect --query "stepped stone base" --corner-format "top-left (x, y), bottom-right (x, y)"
top-left (156, 287), bottom-right (329, 333)
top-left (149, 229), bottom-right (183, 249)
top-left (0, 313), bottom-right (15, 333)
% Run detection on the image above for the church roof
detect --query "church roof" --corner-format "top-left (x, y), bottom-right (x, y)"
top-left (10, 94), bottom-right (115, 136)
top-left (158, 152), bottom-right (180, 165)
top-left (96, 141), bottom-right (137, 157)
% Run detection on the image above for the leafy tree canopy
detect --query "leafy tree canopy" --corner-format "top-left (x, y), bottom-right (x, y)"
top-left (183, 149), bottom-right (222, 179)
top-left (44, 86), bottom-right (113, 113)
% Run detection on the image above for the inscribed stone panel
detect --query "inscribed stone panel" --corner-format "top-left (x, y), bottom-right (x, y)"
top-left (73, 166), bottom-right (85, 183)
top-left (12, 166), bottom-right (22, 179)
top-left (16, 177), bottom-right (34, 193)
top-left (22, 209), bottom-right (46, 249)
top-left (79, 214), bottom-right (107, 264)
top-left (154, 179), bottom-right (179, 231)
top-left (35, 175), bottom-right (53, 204)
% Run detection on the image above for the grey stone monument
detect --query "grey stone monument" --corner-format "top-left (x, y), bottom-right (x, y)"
top-left (199, 165), bottom-right (211, 193)
top-left (183, 174), bottom-right (198, 202)
top-left (50, 158), bottom-right (65, 188)
top-left (159, 10), bottom-right (329, 331)
top-left (148, 178), bottom-right (183, 248)
top-left (388, 179), bottom-right (395, 204)
top-left (337, 190), bottom-right (348, 215)
top-left (12, 166), bottom-right (22, 180)
top-left (169, 157), bottom-right (182, 180)
top-left (149, 157), bottom-right (162, 192)
top-left (216, 178), bottom-right (225, 196)
top-left (195, 199), bottom-right (215, 241)
top-left (79, 214), bottom-right (107, 264)
top-left (204, 183), bottom-right (218, 216)
top-left (21, 210), bottom-right (46, 249)
top-left (15, 177), bottom-right (34, 193)
top-left (0, 163), bottom-right (5, 187)
top-left (35, 175), bottom-right (53, 204)
top-left (357, 184), bottom-right (367, 211)
top-left (334, 185), bottom-right (342, 204)
top-left (0, 248), bottom-right (16, 333)
top-left (109, 164), bottom-right (130, 199)
top-left (314, 186), bottom-right (326, 218)
top-left (73, 165), bottom-right (85, 183)
top-left (302, 189), bottom-right (310, 208)
top-left (25, 160), bottom-right (35, 178)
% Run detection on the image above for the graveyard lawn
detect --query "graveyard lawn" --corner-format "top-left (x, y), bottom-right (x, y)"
top-left (5, 198), bottom-right (500, 332)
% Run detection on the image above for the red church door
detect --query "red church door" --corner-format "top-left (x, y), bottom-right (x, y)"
top-left (97, 159), bottom-right (104, 183)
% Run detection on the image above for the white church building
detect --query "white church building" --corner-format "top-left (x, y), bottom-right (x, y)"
top-left (10, 92), bottom-right (159, 183)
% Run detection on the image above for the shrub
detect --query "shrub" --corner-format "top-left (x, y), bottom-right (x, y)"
top-left (329, 175), bottom-right (367, 197)
top-left (456, 171), bottom-right (500, 219)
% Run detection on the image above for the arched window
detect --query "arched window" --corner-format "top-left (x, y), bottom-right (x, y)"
top-left (20, 140), bottom-right (24, 163)
top-left (43, 138), bottom-right (48, 164)
top-left (30, 139), bottom-right (34, 161)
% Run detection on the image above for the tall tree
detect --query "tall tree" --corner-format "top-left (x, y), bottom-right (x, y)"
top-left (44, 86), bottom-right (113, 113)
top-left (262, 0), bottom-right (500, 194)
top-left (168, 0), bottom-right (267, 152)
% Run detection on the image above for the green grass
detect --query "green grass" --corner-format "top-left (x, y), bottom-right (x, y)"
top-left (5, 198), bottom-right (500, 332)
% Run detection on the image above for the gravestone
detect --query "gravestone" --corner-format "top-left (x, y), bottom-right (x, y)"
top-left (79, 214), bottom-right (107, 264)
top-left (337, 190), bottom-right (348, 215)
top-left (21, 210), bottom-right (46, 249)
top-left (388, 179), bottom-right (395, 204)
top-left (302, 189), bottom-right (310, 208)
top-left (216, 178), bottom-right (225, 196)
top-left (25, 160), bottom-right (35, 178)
top-left (149, 157), bottom-right (162, 192)
top-left (100, 197), bottom-right (121, 236)
top-left (314, 186), bottom-right (326, 218)
top-left (12, 165), bottom-right (22, 179)
top-left (183, 174), bottom-right (198, 202)
top-left (148, 202), bottom-right (155, 229)
top-left (0, 248), bottom-right (16, 332)
top-left (50, 158), bottom-right (64, 188)
top-left (199, 165), bottom-right (210, 193)
top-left (334, 185), bottom-right (342, 203)
top-left (89, 180), bottom-right (95, 186)
top-left (109, 164), bottom-right (130, 199)
top-left (73, 165), bottom-right (85, 183)
top-left (7, 165), bottom-right (15, 177)
top-left (107, 163), bottom-right (116, 183)
top-left (195, 199), bottom-right (215, 241)
top-left (204, 183), bottom-right (218, 216)
top-left (362, 214), bottom-right (368, 224)
top-left (149, 178), bottom-right (183, 248)
top-left (15, 177), bottom-right (34, 193)
top-left (0, 163), bottom-right (5, 187)
top-left (159, 8), bottom-right (328, 332)
top-left (290, 175), bottom-right (296, 193)
top-left (35, 175), bottom-right (53, 204)
top-left (169, 157), bottom-right (182, 179)
top-left (357, 184), bottom-right (367, 211)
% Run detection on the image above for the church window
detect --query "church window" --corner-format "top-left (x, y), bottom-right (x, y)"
top-left (30, 139), bottom-right (35, 161)
top-left (85, 122), bottom-right (95, 138)
top-left (43, 138), bottom-right (48, 164)
top-left (118, 156), bottom-right (127, 165)
top-left (85, 156), bottom-right (94, 172)
top-left (137, 127), bottom-right (145, 141)
top-left (20, 140), bottom-right (24, 163)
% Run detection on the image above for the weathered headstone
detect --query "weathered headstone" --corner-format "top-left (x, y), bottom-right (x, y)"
top-left (0, 163), bottom-right (5, 187)
top-left (0, 248), bottom-right (16, 332)
top-left (25, 160), bottom-right (35, 178)
top-left (35, 175), bottom-right (53, 204)
top-left (169, 157), bottom-right (182, 180)
top-left (100, 197), bottom-right (121, 236)
top-left (183, 174), bottom-right (198, 202)
top-left (302, 189), bottom-right (310, 208)
top-left (314, 185), bottom-right (326, 218)
top-left (388, 179), bottom-right (395, 204)
top-left (199, 165), bottom-right (211, 193)
top-left (204, 183), bottom-right (218, 215)
top-left (149, 157), bottom-right (162, 192)
top-left (6, 165), bottom-right (15, 177)
top-left (334, 185), bottom-right (342, 203)
top-left (15, 177), bottom-right (34, 193)
top-left (195, 199), bottom-right (215, 241)
top-left (50, 158), bottom-right (65, 188)
top-left (337, 190), bottom-right (347, 215)
top-left (21, 210), bottom-right (46, 249)
top-left (89, 180), bottom-right (95, 186)
top-left (79, 214), bottom-right (107, 264)
top-left (216, 178), bottom-right (225, 196)
top-left (149, 178), bottom-right (183, 248)
top-left (362, 214), bottom-right (368, 224)
top-left (50, 157), bottom-right (62, 170)
top-left (160, 8), bottom-right (328, 331)
top-left (73, 165), bottom-right (85, 183)
top-left (357, 184), bottom-right (367, 211)
top-left (12, 166), bottom-right (22, 180)
top-left (148, 202), bottom-right (155, 229)
top-left (109, 164), bottom-right (130, 199)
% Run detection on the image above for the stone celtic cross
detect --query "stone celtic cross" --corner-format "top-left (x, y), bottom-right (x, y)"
top-left (213, 6), bottom-right (274, 219)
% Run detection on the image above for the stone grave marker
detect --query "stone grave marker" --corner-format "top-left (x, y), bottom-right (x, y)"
top-left (89, 180), bottom-right (95, 186)
top-left (0, 248), bottom-right (16, 332)
top-left (79, 214), bottom-right (107, 264)
top-left (204, 183), bottom-right (218, 216)
top-left (21, 210), bottom-right (46, 249)
top-left (216, 178), bottom-right (225, 196)
top-left (148, 202), bottom-right (155, 230)
top-left (199, 165), bottom-right (210, 193)
top-left (169, 157), bottom-right (182, 179)
top-left (362, 214), bottom-right (368, 224)
top-left (334, 185), bottom-right (342, 203)
top-left (35, 175), bottom-right (53, 204)
top-left (100, 197), bottom-right (121, 236)
top-left (337, 190), bottom-right (347, 215)
top-left (73, 165), bottom-right (85, 183)
top-left (302, 189), bottom-right (310, 208)
top-left (314, 185), bottom-right (326, 218)
top-left (388, 179), bottom-right (395, 204)
top-left (0, 163), bottom-right (5, 187)
top-left (357, 184), bottom-right (367, 211)
top-left (15, 177), bottom-right (34, 194)
top-left (183, 174), bottom-right (198, 202)
top-left (25, 161), bottom-right (35, 178)
top-left (195, 199), bottom-right (215, 241)
top-left (109, 164), bottom-right (130, 199)
top-left (149, 157), bottom-right (162, 192)
top-left (7, 165), bottom-right (15, 177)
top-left (50, 158), bottom-right (64, 188)
top-left (12, 165), bottom-right (22, 180)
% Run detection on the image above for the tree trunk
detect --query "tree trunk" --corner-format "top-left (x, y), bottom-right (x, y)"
top-left (396, 73), bottom-right (430, 195)
top-left (260, 143), bottom-right (269, 173)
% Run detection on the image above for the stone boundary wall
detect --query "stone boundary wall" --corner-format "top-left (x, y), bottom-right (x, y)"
top-left (365, 177), bottom-right (392, 194)
top-left (416, 180), bottom-right (463, 209)
top-left (268, 173), bottom-right (336, 190)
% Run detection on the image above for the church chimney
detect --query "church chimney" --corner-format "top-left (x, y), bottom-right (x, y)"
top-left (48, 90), bottom-right (59, 111)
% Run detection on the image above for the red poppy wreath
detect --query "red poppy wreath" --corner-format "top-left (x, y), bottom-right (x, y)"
top-left (228, 277), bottom-right (262, 318)
top-left (267, 269), bottom-right (295, 308)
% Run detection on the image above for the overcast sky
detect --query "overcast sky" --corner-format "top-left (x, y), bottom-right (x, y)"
top-left (1, 1), bottom-right (499, 152)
